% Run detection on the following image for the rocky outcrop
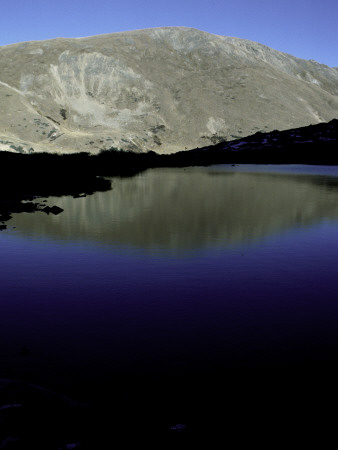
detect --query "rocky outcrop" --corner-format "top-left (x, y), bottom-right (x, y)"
top-left (0, 27), bottom-right (337, 155)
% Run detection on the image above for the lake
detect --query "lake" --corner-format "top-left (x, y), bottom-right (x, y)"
top-left (2, 164), bottom-right (338, 399)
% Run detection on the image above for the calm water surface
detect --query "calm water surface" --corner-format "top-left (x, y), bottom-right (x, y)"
top-left (2, 164), bottom-right (338, 393)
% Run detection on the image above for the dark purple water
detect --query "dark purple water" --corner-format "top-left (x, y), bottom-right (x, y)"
top-left (1, 165), bottom-right (338, 397)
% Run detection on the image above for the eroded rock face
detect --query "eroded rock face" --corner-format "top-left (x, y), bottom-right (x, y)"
top-left (0, 27), bottom-right (337, 154)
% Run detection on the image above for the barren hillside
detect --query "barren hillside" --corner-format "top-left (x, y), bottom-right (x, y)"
top-left (0, 27), bottom-right (337, 154)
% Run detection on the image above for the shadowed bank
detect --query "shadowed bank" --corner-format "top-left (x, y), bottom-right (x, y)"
top-left (0, 119), bottom-right (337, 227)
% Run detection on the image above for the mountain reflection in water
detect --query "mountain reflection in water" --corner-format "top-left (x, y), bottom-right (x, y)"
top-left (10, 165), bottom-right (338, 252)
top-left (3, 164), bottom-right (338, 391)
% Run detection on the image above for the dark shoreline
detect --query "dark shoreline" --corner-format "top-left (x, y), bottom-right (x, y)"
top-left (1, 119), bottom-right (337, 228)
top-left (0, 370), bottom-right (333, 448)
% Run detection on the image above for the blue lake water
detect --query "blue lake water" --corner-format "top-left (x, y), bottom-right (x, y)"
top-left (1, 164), bottom-right (338, 396)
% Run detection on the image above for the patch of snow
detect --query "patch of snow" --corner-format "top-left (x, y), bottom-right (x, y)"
top-left (229, 141), bottom-right (248, 149)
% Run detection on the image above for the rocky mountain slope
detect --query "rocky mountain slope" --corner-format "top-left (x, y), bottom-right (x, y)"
top-left (0, 27), bottom-right (337, 154)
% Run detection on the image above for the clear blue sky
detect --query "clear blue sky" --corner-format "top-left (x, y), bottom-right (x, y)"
top-left (1, 0), bottom-right (337, 67)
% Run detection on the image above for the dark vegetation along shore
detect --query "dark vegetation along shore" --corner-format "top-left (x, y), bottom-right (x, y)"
top-left (0, 119), bottom-right (337, 229)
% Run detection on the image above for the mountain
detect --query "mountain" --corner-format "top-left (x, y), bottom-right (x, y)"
top-left (0, 27), bottom-right (337, 154)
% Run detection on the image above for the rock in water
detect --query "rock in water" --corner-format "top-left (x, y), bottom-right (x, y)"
top-left (0, 27), bottom-right (337, 155)
top-left (41, 205), bottom-right (64, 215)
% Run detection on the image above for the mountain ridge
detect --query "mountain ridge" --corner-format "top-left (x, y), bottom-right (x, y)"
top-left (1, 27), bottom-right (337, 154)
